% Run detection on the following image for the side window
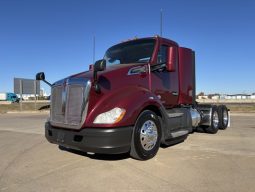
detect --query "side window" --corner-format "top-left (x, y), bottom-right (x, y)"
top-left (106, 58), bottom-right (121, 65)
top-left (157, 45), bottom-right (168, 64)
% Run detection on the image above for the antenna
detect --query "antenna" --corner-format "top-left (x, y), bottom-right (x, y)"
top-left (93, 35), bottom-right (95, 64)
top-left (160, 9), bottom-right (163, 36)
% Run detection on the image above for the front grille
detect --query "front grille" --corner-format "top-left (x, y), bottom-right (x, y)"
top-left (50, 78), bottom-right (91, 129)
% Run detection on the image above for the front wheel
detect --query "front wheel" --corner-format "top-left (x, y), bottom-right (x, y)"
top-left (130, 110), bottom-right (162, 160)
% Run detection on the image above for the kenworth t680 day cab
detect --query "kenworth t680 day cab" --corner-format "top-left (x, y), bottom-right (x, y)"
top-left (36, 36), bottom-right (229, 160)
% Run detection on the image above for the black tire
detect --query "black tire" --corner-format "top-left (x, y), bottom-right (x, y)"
top-left (218, 105), bottom-right (229, 130)
top-left (58, 145), bottom-right (66, 150)
top-left (130, 110), bottom-right (162, 160)
top-left (204, 105), bottom-right (219, 134)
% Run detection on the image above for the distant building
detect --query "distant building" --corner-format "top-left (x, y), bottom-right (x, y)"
top-left (197, 93), bottom-right (255, 100)
top-left (16, 94), bottom-right (39, 100)
top-left (220, 94), bottom-right (227, 100)
top-left (226, 94), bottom-right (251, 100)
top-left (211, 95), bottom-right (220, 100)
top-left (198, 95), bottom-right (208, 99)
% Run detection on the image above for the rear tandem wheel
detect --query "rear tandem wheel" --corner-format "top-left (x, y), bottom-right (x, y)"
top-left (204, 105), bottom-right (220, 134)
top-left (218, 105), bottom-right (229, 130)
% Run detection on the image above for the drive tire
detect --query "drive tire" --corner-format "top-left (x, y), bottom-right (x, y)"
top-left (204, 105), bottom-right (219, 134)
top-left (218, 105), bottom-right (229, 130)
top-left (59, 145), bottom-right (66, 150)
top-left (130, 110), bottom-right (162, 160)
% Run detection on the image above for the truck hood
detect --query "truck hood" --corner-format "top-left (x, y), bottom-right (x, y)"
top-left (52, 62), bottom-right (148, 86)
top-left (71, 63), bottom-right (146, 80)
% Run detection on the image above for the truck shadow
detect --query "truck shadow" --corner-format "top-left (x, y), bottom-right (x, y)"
top-left (39, 105), bottom-right (50, 110)
top-left (194, 126), bottom-right (206, 133)
top-left (59, 146), bottom-right (130, 161)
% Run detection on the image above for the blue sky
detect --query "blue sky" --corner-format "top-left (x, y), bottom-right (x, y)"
top-left (0, 0), bottom-right (254, 95)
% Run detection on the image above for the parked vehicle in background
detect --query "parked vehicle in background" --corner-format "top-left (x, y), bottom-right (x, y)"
top-left (0, 92), bottom-right (19, 103)
top-left (36, 36), bottom-right (230, 160)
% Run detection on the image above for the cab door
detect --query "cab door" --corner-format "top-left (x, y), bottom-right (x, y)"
top-left (150, 44), bottom-right (179, 108)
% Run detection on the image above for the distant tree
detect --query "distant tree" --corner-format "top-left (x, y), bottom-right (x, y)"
top-left (197, 92), bottom-right (205, 96)
top-left (208, 94), bottom-right (213, 99)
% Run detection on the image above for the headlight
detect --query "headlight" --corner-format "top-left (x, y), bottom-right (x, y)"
top-left (93, 107), bottom-right (126, 124)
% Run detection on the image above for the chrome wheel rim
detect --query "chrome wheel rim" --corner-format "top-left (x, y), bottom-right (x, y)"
top-left (213, 111), bottom-right (219, 128)
top-left (223, 110), bottom-right (228, 126)
top-left (140, 120), bottom-right (158, 151)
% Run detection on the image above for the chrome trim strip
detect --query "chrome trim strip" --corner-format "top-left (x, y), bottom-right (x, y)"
top-left (172, 91), bottom-right (179, 96)
top-left (81, 80), bottom-right (91, 126)
top-left (127, 65), bottom-right (147, 75)
top-left (61, 87), bottom-right (66, 115)
top-left (167, 113), bottom-right (184, 118)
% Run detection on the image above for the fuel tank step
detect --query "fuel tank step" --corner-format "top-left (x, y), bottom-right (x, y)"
top-left (170, 129), bottom-right (189, 138)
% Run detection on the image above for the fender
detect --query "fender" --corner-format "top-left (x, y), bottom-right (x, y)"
top-left (84, 85), bottom-right (164, 128)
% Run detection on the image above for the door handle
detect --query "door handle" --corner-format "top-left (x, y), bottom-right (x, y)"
top-left (172, 92), bottom-right (178, 96)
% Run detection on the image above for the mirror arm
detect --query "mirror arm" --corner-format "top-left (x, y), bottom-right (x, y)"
top-left (93, 71), bottom-right (101, 93)
top-left (36, 72), bottom-right (52, 87)
top-left (42, 80), bottom-right (52, 87)
top-left (93, 70), bottom-right (98, 83)
top-left (94, 83), bottom-right (101, 93)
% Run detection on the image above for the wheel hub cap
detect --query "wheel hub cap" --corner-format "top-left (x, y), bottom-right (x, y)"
top-left (223, 110), bottom-right (228, 126)
top-left (213, 111), bottom-right (219, 128)
top-left (140, 120), bottom-right (158, 151)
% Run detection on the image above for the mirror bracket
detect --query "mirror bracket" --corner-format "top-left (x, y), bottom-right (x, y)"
top-left (93, 59), bottom-right (106, 93)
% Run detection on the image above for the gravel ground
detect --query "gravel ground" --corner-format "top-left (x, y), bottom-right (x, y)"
top-left (0, 112), bottom-right (254, 192)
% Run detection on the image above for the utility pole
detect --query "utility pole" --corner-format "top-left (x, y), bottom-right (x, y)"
top-left (34, 80), bottom-right (37, 111)
top-left (160, 9), bottom-right (163, 36)
top-left (93, 35), bottom-right (95, 64)
top-left (19, 79), bottom-right (23, 111)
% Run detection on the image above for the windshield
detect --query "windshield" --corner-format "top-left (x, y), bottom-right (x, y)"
top-left (104, 39), bottom-right (155, 65)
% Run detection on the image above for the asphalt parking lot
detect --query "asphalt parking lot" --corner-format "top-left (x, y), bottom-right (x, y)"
top-left (0, 112), bottom-right (254, 192)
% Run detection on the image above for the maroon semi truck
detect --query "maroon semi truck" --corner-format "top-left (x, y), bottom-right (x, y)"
top-left (36, 36), bottom-right (229, 160)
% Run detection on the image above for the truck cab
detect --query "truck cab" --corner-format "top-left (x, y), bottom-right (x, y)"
top-left (0, 92), bottom-right (19, 103)
top-left (8, 93), bottom-right (19, 103)
top-left (38, 36), bottom-right (229, 160)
